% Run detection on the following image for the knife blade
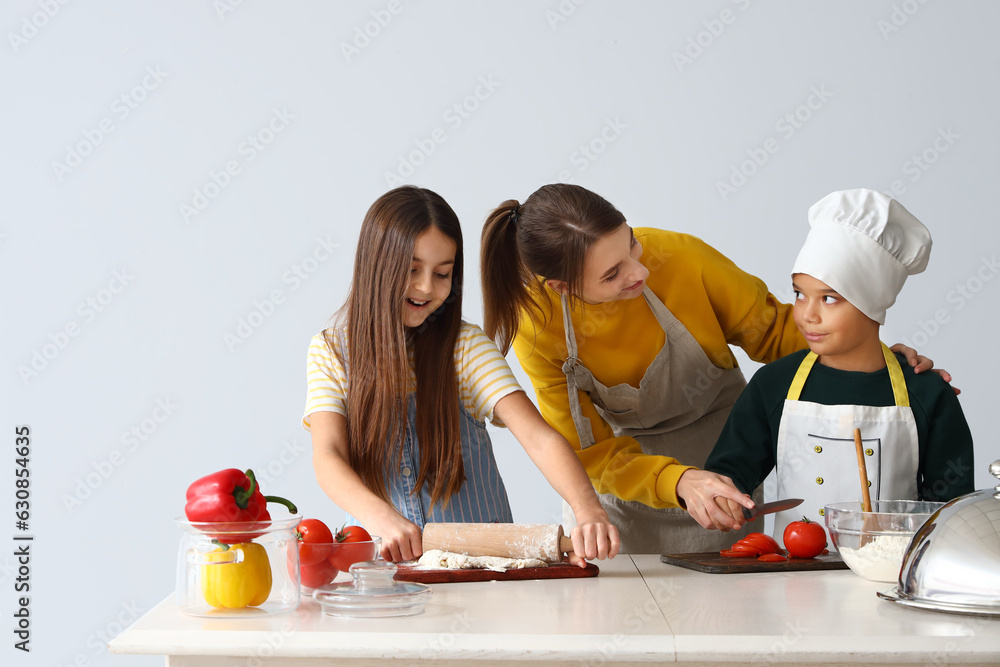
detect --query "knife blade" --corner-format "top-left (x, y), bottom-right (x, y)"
top-left (742, 498), bottom-right (803, 521)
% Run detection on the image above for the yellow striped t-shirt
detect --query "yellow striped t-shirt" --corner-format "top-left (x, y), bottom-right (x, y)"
top-left (302, 321), bottom-right (522, 429)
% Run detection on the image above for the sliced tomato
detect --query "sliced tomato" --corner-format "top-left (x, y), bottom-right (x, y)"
top-left (737, 532), bottom-right (782, 554)
top-left (757, 553), bottom-right (788, 563)
top-left (719, 548), bottom-right (757, 558)
top-left (728, 543), bottom-right (766, 556)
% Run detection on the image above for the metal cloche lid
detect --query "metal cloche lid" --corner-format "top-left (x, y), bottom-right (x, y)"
top-left (878, 460), bottom-right (1000, 616)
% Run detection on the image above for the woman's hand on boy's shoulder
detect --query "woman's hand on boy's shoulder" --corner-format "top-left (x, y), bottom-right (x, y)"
top-left (890, 343), bottom-right (961, 395)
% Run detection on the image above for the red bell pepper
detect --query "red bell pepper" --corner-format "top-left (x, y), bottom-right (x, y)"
top-left (185, 468), bottom-right (297, 543)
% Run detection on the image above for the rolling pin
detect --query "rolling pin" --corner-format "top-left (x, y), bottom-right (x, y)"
top-left (422, 523), bottom-right (574, 563)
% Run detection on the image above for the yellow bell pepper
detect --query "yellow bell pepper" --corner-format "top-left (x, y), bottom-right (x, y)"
top-left (201, 541), bottom-right (272, 608)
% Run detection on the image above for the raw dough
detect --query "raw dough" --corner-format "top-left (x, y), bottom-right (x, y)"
top-left (416, 549), bottom-right (547, 572)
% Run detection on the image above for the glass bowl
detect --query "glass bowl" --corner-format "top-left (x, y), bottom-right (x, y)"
top-left (295, 537), bottom-right (381, 590)
top-left (824, 500), bottom-right (944, 582)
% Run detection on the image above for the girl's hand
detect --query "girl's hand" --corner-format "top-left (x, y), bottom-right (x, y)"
top-left (889, 343), bottom-right (960, 394)
top-left (676, 469), bottom-right (754, 531)
top-left (567, 510), bottom-right (620, 567)
top-left (369, 512), bottom-right (423, 563)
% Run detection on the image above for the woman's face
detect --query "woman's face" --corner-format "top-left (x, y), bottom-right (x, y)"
top-left (576, 223), bottom-right (649, 304)
top-left (402, 225), bottom-right (456, 328)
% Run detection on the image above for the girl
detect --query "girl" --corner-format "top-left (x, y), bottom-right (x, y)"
top-left (303, 186), bottom-right (618, 564)
top-left (480, 183), bottom-right (938, 554)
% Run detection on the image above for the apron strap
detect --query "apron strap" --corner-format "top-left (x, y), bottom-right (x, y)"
top-left (785, 343), bottom-right (909, 406)
top-left (786, 352), bottom-right (819, 401)
top-left (881, 343), bottom-right (910, 408)
top-left (560, 293), bottom-right (597, 448)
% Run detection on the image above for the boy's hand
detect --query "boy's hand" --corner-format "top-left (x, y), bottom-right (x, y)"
top-left (677, 469), bottom-right (754, 531)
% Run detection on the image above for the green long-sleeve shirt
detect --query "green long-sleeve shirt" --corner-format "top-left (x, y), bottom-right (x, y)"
top-left (705, 349), bottom-right (975, 502)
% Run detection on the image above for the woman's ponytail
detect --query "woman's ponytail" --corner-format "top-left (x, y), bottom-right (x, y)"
top-left (481, 200), bottom-right (535, 355)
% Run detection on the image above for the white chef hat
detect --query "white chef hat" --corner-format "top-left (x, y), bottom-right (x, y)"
top-left (791, 189), bottom-right (932, 324)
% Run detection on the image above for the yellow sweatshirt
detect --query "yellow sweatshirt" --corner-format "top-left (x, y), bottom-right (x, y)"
top-left (512, 228), bottom-right (806, 508)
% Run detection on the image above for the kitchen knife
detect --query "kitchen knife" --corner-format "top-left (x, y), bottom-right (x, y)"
top-left (742, 498), bottom-right (803, 521)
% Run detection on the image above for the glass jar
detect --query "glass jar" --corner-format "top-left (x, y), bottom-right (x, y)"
top-left (175, 514), bottom-right (301, 617)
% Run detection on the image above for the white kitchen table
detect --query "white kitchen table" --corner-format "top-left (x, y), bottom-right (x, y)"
top-left (110, 555), bottom-right (1000, 666)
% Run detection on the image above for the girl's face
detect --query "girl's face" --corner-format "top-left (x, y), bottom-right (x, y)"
top-left (403, 225), bottom-right (456, 328)
top-left (792, 273), bottom-right (880, 370)
top-left (576, 223), bottom-right (649, 304)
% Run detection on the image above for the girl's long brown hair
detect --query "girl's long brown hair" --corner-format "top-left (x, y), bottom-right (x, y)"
top-left (334, 186), bottom-right (465, 508)
top-left (481, 184), bottom-right (626, 354)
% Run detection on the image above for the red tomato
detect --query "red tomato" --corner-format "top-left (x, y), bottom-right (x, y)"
top-left (299, 559), bottom-right (339, 588)
top-left (783, 517), bottom-right (827, 559)
top-left (329, 525), bottom-right (376, 573)
top-left (295, 518), bottom-right (334, 566)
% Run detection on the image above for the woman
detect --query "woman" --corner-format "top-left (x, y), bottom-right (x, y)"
top-left (480, 184), bottom-right (935, 553)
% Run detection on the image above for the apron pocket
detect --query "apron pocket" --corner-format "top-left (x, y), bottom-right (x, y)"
top-left (593, 405), bottom-right (646, 430)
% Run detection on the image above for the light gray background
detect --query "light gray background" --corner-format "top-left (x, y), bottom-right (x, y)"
top-left (3, 1), bottom-right (998, 665)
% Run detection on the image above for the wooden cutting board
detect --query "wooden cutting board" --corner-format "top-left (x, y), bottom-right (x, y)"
top-left (660, 551), bottom-right (848, 574)
top-left (394, 562), bottom-right (599, 583)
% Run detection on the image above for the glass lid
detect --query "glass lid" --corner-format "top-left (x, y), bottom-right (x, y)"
top-left (313, 560), bottom-right (432, 618)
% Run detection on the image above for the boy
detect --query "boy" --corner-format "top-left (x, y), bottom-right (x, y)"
top-left (705, 189), bottom-right (974, 538)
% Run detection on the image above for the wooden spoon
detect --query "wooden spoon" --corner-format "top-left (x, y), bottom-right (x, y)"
top-left (854, 428), bottom-right (876, 545)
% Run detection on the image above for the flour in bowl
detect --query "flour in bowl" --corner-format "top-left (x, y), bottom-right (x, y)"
top-left (837, 534), bottom-right (912, 582)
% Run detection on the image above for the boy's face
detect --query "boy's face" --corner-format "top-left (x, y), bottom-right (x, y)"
top-left (792, 273), bottom-right (881, 370)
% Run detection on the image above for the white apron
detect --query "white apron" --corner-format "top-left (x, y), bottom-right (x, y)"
top-left (560, 286), bottom-right (762, 554)
top-left (773, 343), bottom-right (919, 538)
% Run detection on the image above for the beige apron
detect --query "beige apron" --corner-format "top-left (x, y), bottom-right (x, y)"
top-left (773, 343), bottom-right (919, 538)
top-left (560, 286), bottom-right (762, 554)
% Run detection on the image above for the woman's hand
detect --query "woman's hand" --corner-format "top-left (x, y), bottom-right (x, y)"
top-left (890, 343), bottom-right (960, 394)
top-left (567, 509), bottom-right (620, 568)
top-left (676, 469), bottom-right (754, 531)
top-left (368, 510), bottom-right (423, 563)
